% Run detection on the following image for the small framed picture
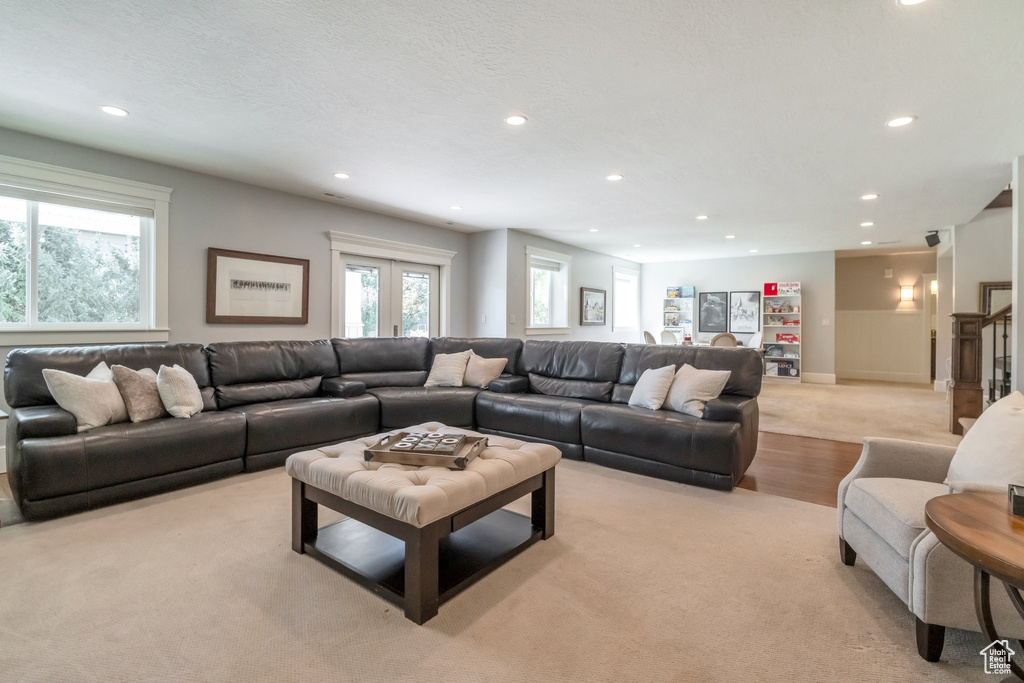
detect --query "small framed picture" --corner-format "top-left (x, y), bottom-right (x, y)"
top-left (664, 312), bottom-right (680, 327)
top-left (666, 286), bottom-right (682, 299)
top-left (206, 248), bottom-right (310, 324)
top-left (580, 287), bottom-right (606, 326)
top-left (698, 292), bottom-right (728, 332)
top-left (729, 291), bottom-right (761, 334)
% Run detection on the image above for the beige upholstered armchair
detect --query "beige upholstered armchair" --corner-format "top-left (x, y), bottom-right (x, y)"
top-left (837, 437), bottom-right (1024, 661)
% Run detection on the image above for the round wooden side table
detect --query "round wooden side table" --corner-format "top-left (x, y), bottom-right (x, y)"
top-left (926, 492), bottom-right (1024, 681)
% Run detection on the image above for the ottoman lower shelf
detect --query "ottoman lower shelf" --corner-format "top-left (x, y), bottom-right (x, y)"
top-left (307, 509), bottom-right (542, 606)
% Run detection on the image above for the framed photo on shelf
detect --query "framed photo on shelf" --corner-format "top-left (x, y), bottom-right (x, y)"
top-left (729, 291), bottom-right (761, 333)
top-left (580, 287), bottom-right (606, 326)
top-left (666, 286), bottom-right (682, 299)
top-left (698, 292), bottom-right (728, 333)
top-left (664, 312), bottom-right (680, 327)
top-left (206, 248), bottom-right (310, 324)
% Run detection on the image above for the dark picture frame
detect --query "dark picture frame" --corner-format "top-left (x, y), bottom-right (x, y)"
top-left (729, 291), bottom-right (761, 334)
top-left (206, 248), bottom-right (310, 324)
top-left (980, 282), bottom-right (1011, 322)
top-left (580, 287), bottom-right (606, 326)
top-left (698, 291), bottom-right (728, 333)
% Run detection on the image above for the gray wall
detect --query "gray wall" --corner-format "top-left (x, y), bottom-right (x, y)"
top-left (467, 229), bottom-right (508, 337)
top-left (835, 252), bottom-right (936, 311)
top-left (504, 230), bottom-right (643, 343)
top-left (952, 208), bottom-right (1012, 312)
top-left (641, 251), bottom-right (837, 380)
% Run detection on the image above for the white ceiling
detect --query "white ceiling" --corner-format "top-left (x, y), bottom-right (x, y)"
top-left (1, 0), bottom-right (1023, 263)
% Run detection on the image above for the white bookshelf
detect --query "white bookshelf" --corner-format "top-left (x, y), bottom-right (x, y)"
top-left (662, 288), bottom-right (695, 342)
top-left (762, 282), bottom-right (801, 380)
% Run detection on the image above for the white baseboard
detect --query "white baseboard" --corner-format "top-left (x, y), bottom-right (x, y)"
top-left (934, 379), bottom-right (949, 392)
top-left (801, 373), bottom-right (837, 385)
top-left (837, 369), bottom-right (931, 384)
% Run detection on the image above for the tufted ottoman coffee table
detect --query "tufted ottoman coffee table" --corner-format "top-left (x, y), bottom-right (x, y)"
top-left (285, 422), bottom-right (561, 624)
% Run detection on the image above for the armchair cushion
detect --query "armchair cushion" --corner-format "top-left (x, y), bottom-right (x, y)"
top-left (946, 390), bottom-right (1024, 488)
top-left (845, 478), bottom-right (947, 560)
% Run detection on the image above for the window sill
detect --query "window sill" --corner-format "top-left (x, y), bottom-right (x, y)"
top-left (0, 328), bottom-right (170, 346)
top-left (525, 326), bottom-right (571, 336)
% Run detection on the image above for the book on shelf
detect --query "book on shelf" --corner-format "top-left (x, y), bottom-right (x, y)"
top-left (764, 343), bottom-right (784, 357)
top-left (770, 360), bottom-right (800, 377)
top-left (775, 333), bottom-right (799, 343)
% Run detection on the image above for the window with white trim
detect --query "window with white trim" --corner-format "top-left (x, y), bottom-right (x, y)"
top-left (613, 267), bottom-right (639, 330)
top-left (527, 247), bottom-right (570, 333)
top-left (0, 155), bottom-right (171, 344)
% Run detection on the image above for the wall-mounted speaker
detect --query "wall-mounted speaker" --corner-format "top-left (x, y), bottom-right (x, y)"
top-left (925, 232), bottom-right (940, 248)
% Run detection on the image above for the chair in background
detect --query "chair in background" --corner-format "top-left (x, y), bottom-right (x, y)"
top-left (710, 333), bottom-right (738, 347)
top-left (748, 331), bottom-right (763, 349)
top-left (643, 331), bottom-right (657, 345)
top-left (660, 330), bottom-right (679, 345)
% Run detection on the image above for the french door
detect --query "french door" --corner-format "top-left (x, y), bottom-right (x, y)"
top-left (341, 256), bottom-right (439, 338)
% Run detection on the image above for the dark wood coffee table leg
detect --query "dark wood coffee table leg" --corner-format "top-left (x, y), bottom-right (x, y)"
top-left (404, 519), bottom-right (445, 624)
top-left (532, 467), bottom-right (555, 539)
top-left (292, 479), bottom-right (318, 554)
top-left (974, 567), bottom-right (1024, 681)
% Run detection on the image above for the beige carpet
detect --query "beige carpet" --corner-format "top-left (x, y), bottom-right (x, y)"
top-left (759, 379), bottom-right (962, 447)
top-left (0, 461), bottom-right (990, 682)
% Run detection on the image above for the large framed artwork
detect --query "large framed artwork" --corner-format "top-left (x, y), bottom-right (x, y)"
top-left (206, 248), bottom-right (310, 324)
top-left (980, 282), bottom-right (1011, 321)
top-left (580, 287), bottom-right (606, 326)
top-left (698, 291), bottom-right (728, 333)
top-left (729, 291), bottom-right (761, 333)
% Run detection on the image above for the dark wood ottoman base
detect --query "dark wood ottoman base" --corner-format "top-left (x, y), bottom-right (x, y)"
top-left (292, 466), bottom-right (555, 624)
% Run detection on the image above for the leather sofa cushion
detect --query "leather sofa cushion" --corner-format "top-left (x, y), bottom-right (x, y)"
top-left (14, 411), bottom-right (246, 500)
top-left (429, 337), bottom-right (523, 374)
top-left (845, 478), bottom-right (947, 560)
top-left (475, 392), bottom-right (600, 444)
top-left (580, 404), bottom-right (741, 475)
top-left (227, 395), bottom-right (379, 456)
top-left (215, 377), bottom-right (322, 409)
top-left (529, 373), bottom-right (614, 402)
top-left (333, 337), bottom-right (429, 373)
top-left (338, 371), bottom-right (427, 388)
top-left (207, 340), bottom-right (337, 386)
top-left (488, 374), bottom-right (529, 393)
top-left (6, 405), bottom-right (78, 442)
top-left (522, 340), bottom-right (624, 382)
top-left (366, 386), bottom-right (479, 429)
top-left (615, 344), bottom-right (762, 400)
top-left (321, 377), bottom-right (367, 397)
top-left (5, 343), bottom-right (210, 408)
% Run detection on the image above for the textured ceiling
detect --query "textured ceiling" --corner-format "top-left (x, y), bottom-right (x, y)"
top-left (1, 0), bottom-right (1023, 262)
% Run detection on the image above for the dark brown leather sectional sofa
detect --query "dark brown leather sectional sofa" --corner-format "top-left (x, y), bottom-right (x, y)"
top-left (4, 337), bottom-right (762, 521)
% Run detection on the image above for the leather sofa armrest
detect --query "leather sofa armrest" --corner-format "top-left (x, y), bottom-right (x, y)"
top-left (321, 377), bottom-right (367, 398)
top-left (7, 405), bottom-right (78, 441)
top-left (487, 375), bottom-right (529, 394)
top-left (702, 395), bottom-right (756, 422)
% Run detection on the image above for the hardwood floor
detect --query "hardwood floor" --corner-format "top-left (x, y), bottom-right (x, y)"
top-left (0, 472), bottom-right (11, 499)
top-left (739, 432), bottom-right (862, 508)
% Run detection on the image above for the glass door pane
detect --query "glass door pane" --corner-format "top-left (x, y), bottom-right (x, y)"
top-left (344, 265), bottom-right (380, 337)
top-left (401, 270), bottom-right (430, 337)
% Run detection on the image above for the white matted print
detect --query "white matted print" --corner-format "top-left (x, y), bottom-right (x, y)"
top-left (729, 291), bottom-right (761, 334)
top-left (207, 248), bottom-right (309, 324)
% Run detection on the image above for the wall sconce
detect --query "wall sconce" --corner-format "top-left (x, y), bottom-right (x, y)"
top-left (900, 285), bottom-right (915, 302)
top-left (930, 280), bottom-right (938, 295)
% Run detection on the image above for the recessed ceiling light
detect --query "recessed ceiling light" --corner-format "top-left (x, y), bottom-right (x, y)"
top-left (504, 115), bottom-right (527, 126)
top-left (695, 215), bottom-right (709, 220)
top-left (725, 235), bottom-right (736, 239)
top-left (886, 116), bottom-right (917, 128)
top-left (588, 228), bottom-right (599, 233)
top-left (333, 172), bottom-right (350, 179)
top-left (633, 244), bottom-right (642, 248)
top-left (861, 193), bottom-right (879, 200)
top-left (606, 174), bottom-right (624, 181)
top-left (450, 205), bottom-right (463, 210)
top-left (749, 249), bottom-right (758, 253)
top-left (861, 222), bottom-right (874, 227)
top-left (100, 105), bottom-right (129, 117)
top-left (861, 241), bottom-right (873, 245)
top-left (897, 0), bottom-right (928, 5)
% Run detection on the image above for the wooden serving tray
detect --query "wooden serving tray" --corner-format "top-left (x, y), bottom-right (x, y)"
top-left (363, 431), bottom-right (488, 470)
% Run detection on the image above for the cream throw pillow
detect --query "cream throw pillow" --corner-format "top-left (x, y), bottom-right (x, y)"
top-left (463, 351), bottom-right (508, 389)
top-left (628, 365), bottom-right (676, 410)
top-left (425, 351), bottom-right (472, 387)
top-left (112, 365), bottom-right (168, 423)
top-left (42, 362), bottom-right (128, 432)
top-left (664, 364), bottom-right (731, 417)
top-left (156, 365), bottom-right (205, 418)
top-left (946, 391), bottom-right (1024, 488)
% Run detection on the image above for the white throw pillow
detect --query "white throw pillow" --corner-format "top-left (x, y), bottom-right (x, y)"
top-left (425, 351), bottom-right (472, 387)
top-left (463, 351), bottom-right (508, 389)
top-left (946, 391), bottom-right (1024, 488)
top-left (628, 365), bottom-right (676, 410)
top-left (156, 364), bottom-right (205, 418)
top-left (42, 361), bottom-right (129, 432)
top-left (664, 364), bottom-right (731, 418)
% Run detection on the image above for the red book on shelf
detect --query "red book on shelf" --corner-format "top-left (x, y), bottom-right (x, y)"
top-left (764, 283), bottom-right (778, 296)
